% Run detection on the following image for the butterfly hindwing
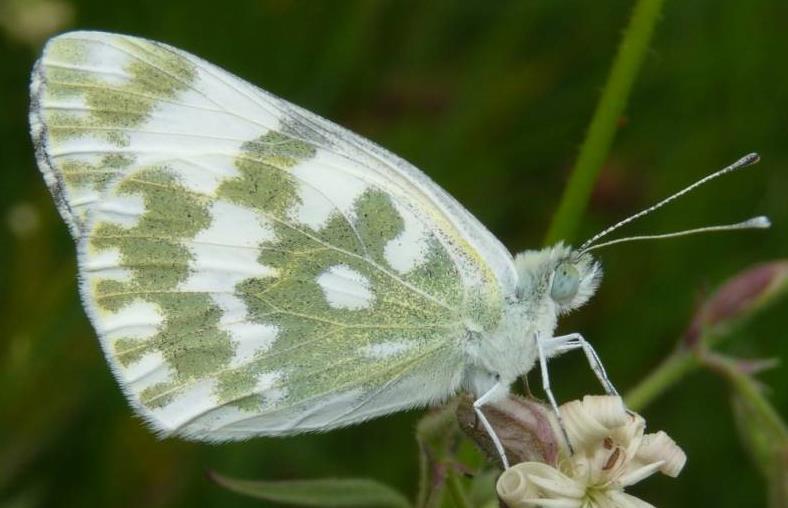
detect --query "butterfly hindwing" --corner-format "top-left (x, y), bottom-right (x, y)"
top-left (30, 31), bottom-right (516, 439)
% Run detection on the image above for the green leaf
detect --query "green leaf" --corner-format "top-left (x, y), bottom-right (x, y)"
top-left (209, 472), bottom-right (412, 508)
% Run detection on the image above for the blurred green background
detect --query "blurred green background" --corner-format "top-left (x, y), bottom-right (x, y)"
top-left (1, 0), bottom-right (786, 507)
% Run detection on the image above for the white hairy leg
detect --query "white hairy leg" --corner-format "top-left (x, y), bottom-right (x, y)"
top-left (540, 332), bottom-right (618, 396)
top-left (535, 333), bottom-right (574, 453)
top-left (473, 382), bottom-right (509, 469)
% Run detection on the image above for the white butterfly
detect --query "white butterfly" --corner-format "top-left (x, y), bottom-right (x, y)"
top-left (30, 31), bottom-right (767, 468)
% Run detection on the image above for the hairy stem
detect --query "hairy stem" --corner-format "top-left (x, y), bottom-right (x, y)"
top-left (704, 353), bottom-right (787, 439)
top-left (624, 348), bottom-right (699, 411)
top-left (545, 0), bottom-right (665, 245)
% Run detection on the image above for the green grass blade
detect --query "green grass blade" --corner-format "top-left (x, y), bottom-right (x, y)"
top-left (544, 0), bottom-right (666, 245)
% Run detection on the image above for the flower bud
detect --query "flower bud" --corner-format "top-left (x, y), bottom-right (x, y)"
top-left (456, 394), bottom-right (560, 468)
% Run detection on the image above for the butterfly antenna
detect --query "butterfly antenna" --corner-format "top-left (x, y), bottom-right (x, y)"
top-left (581, 216), bottom-right (770, 253)
top-left (578, 153), bottom-right (761, 252)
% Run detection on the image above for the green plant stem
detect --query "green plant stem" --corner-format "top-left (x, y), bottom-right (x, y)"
top-left (416, 403), bottom-right (459, 508)
top-left (705, 354), bottom-right (788, 439)
top-left (624, 348), bottom-right (699, 411)
top-left (625, 345), bottom-right (788, 439)
top-left (544, 0), bottom-right (665, 245)
top-left (446, 470), bottom-right (473, 508)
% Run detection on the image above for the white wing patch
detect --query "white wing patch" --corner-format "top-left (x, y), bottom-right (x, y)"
top-left (91, 193), bottom-right (146, 228)
top-left (209, 290), bottom-right (280, 369)
top-left (361, 340), bottom-right (414, 359)
top-left (126, 351), bottom-right (173, 390)
top-left (140, 86), bottom-right (263, 142)
top-left (82, 247), bottom-right (131, 282)
top-left (99, 300), bottom-right (163, 339)
top-left (181, 200), bottom-right (277, 293)
top-left (292, 149), bottom-right (370, 229)
top-left (198, 200), bottom-right (277, 248)
top-left (289, 178), bottom-right (337, 230)
top-left (255, 371), bottom-right (286, 405)
top-left (384, 200), bottom-right (431, 273)
top-left (288, 149), bottom-right (370, 231)
top-left (227, 322), bottom-right (278, 368)
top-left (317, 264), bottom-right (375, 310)
top-left (151, 378), bottom-right (219, 431)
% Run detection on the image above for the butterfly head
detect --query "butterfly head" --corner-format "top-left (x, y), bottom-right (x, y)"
top-left (513, 243), bottom-right (602, 315)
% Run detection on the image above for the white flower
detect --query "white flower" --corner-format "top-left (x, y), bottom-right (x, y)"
top-left (496, 395), bottom-right (686, 508)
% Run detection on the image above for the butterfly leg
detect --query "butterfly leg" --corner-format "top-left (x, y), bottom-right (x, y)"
top-left (473, 383), bottom-right (510, 469)
top-left (536, 333), bottom-right (574, 454)
top-left (543, 333), bottom-right (618, 396)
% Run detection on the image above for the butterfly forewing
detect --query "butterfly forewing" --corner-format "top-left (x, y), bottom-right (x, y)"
top-left (30, 32), bottom-right (516, 439)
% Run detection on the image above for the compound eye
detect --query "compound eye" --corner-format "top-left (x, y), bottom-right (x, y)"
top-left (550, 262), bottom-right (580, 304)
